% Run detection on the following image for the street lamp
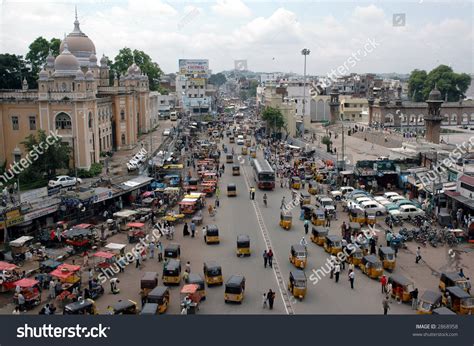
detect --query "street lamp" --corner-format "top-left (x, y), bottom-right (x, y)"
top-left (301, 48), bottom-right (310, 138)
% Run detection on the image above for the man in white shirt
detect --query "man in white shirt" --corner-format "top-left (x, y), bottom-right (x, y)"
top-left (334, 263), bottom-right (341, 283)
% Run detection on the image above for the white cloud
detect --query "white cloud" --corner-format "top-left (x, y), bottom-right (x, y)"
top-left (211, 0), bottom-right (252, 18)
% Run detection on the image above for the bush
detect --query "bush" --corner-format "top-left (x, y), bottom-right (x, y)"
top-left (76, 163), bottom-right (103, 178)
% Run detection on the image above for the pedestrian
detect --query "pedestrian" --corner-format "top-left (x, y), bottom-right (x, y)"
top-left (215, 197), bottom-right (220, 208)
top-left (348, 269), bottom-right (355, 289)
top-left (267, 248), bottom-right (274, 268)
top-left (49, 280), bottom-right (56, 299)
top-left (263, 250), bottom-right (268, 268)
top-left (17, 292), bottom-right (25, 312)
top-left (183, 222), bottom-right (189, 237)
top-left (190, 221), bottom-right (196, 238)
top-left (386, 231), bottom-right (393, 247)
top-left (83, 251), bottom-right (89, 268)
top-left (304, 219), bottom-right (309, 235)
top-left (380, 275), bottom-right (387, 294)
top-left (415, 246), bottom-right (422, 264)
top-left (157, 241), bottom-right (163, 262)
top-left (348, 263), bottom-right (355, 272)
top-left (267, 289), bottom-right (275, 310)
top-left (411, 288), bottom-right (419, 310)
top-left (12, 306), bottom-right (20, 315)
top-left (334, 263), bottom-right (341, 283)
top-left (185, 261), bottom-right (191, 273)
top-left (202, 226), bottom-right (207, 239)
top-left (383, 295), bottom-right (390, 315)
top-left (325, 215), bottom-right (331, 227)
top-left (251, 188), bottom-right (255, 200)
top-left (149, 241), bottom-right (155, 259)
top-left (262, 293), bottom-right (267, 309)
top-left (140, 289), bottom-right (147, 308)
top-left (135, 252), bottom-right (141, 269)
top-left (281, 197), bottom-right (286, 209)
top-left (387, 282), bottom-right (393, 301)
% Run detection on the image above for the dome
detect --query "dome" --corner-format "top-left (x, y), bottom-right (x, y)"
top-left (39, 69), bottom-right (49, 80)
top-left (89, 53), bottom-right (97, 64)
top-left (54, 43), bottom-right (80, 76)
top-left (85, 70), bottom-right (94, 80)
top-left (46, 52), bottom-right (55, 67)
top-left (127, 63), bottom-right (141, 75)
top-left (428, 85), bottom-right (442, 101)
top-left (100, 54), bottom-right (108, 66)
top-left (60, 15), bottom-right (96, 68)
top-left (75, 69), bottom-right (85, 80)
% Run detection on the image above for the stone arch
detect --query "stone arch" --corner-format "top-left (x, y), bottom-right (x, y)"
top-left (451, 114), bottom-right (457, 125)
top-left (385, 113), bottom-right (394, 125)
top-left (55, 112), bottom-right (72, 130)
top-left (442, 113), bottom-right (449, 125)
top-left (462, 113), bottom-right (469, 124)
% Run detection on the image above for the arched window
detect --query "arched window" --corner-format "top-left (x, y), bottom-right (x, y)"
top-left (121, 133), bottom-right (126, 145)
top-left (88, 112), bottom-right (93, 128)
top-left (120, 109), bottom-right (125, 121)
top-left (55, 113), bottom-right (72, 130)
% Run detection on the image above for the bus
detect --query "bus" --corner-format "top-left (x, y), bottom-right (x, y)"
top-left (252, 158), bottom-right (275, 190)
top-left (170, 112), bottom-right (178, 121)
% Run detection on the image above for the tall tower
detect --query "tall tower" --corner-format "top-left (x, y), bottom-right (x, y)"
top-left (425, 85), bottom-right (444, 144)
top-left (367, 85), bottom-right (375, 125)
top-left (329, 86), bottom-right (340, 124)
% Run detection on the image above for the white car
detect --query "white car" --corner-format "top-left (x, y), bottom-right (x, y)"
top-left (319, 197), bottom-right (335, 214)
top-left (373, 196), bottom-right (391, 206)
top-left (236, 138), bottom-right (245, 145)
top-left (48, 175), bottom-right (82, 188)
top-left (330, 186), bottom-right (354, 200)
top-left (347, 196), bottom-right (372, 209)
top-left (388, 205), bottom-right (425, 219)
top-left (389, 195), bottom-right (406, 203)
top-left (359, 200), bottom-right (386, 216)
top-left (163, 128), bottom-right (171, 136)
top-left (383, 192), bottom-right (400, 200)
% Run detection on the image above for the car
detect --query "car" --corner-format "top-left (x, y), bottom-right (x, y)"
top-left (318, 197), bottom-right (335, 214)
top-left (384, 203), bottom-right (399, 212)
top-left (388, 205), bottom-right (425, 219)
top-left (359, 201), bottom-right (386, 216)
top-left (347, 189), bottom-right (370, 200)
top-left (389, 195), bottom-right (406, 203)
top-left (48, 175), bottom-right (82, 188)
top-left (330, 186), bottom-right (354, 200)
top-left (383, 192), bottom-right (400, 200)
top-left (163, 128), bottom-right (171, 136)
top-left (236, 138), bottom-right (245, 145)
top-left (347, 196), bottom-right (372, 209)
top-left (373, 196), bottom-right (391, 206)
top-left (395, 199), bottom-right (418, 209)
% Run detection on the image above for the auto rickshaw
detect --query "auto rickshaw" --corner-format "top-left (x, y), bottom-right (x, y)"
top-left (9, 236), bottom-right (34, 262)
top-left (141, 272), bottom-right (158, 291)
top-left (224, 275), bottom-right (246, 303)
top-left (301, 205), bottom-right (314, 221)
top-left (203, 261), bottom-right (223, 286)
top-left (346, 245), bottom-right (363, 266)
top-left (236, 234), bottom-right (250, 257)
top-left (417, 290), bottom-right (442, 314)
top-left (349, 208), bottom-right (366, 224)
top-left (180, 284), bottom-right (201, 314)
top-left (290, 176), bottom-right (301, 189)
top-left (280, 210), bottom-right (293, 230)
top-left (226, 154), bottom-right (233, 163)
top-left (146, 286), bottom-right (170, 314)
top-left (310, 227), bottom-right (328, 246)
top-left (324, 235), bottom-right (342, 255)
top-left (63, 299), bottom-right (98, 315)
top-left (308, 180), bottom-right (318, 195)
top-left (366, 211), bottom-right (377, 226)
top-left (388, 274), bottom-right (415, 303)
top-left (444, 286), bottom-right (474, 315)
top-left (250, 148), bottom-right (256, 158)
top-left (288, 270), bottom-right (307, 300)
top-left (245, 139), bottom-right (252, 147)
top-left (289, 244), bottom-right (307, 269)
top-left (241, 147), bottom-right (248, 155)
top-left (311, 209), bottom-right (326, 226)
top-left (348, 222), bottom-right (361, 235)
top-left (227, 183), bottom-right (237, 197)
top-left (432, 307), bottom-right (456, 315)
top-left (111, 299), bottom-right (138, 315)
top-left (232, 164), bottom-right (240, 176)
top-left (205, 224), bottom-right (220, 244)
top-left (126, 222), bottom-right (146, 243)
top-left (187, 273), bottom-right (206, 300)
top-left (439, 272), bottom-right (471, 293)
top-left (12, 278), bottom-right (41, 310)
top-left (140, 303), bottom-right (160, 315)
top-left (162, 259), bottom-right (181, 285)
top-left (359, 255), bottom-right (383, 279)
top-left (164, 243), bottom-right (181, 261)
top-left (300, 192), bottom-right (311, 205)
top-left (229, 136), bottom-right (235, 143)
top-left (379, 247), bottom-right (396, 271)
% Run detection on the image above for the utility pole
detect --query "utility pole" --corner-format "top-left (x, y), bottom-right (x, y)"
top-left (341, 117), bottom-right (345, 170)
top-left (301, 48), bottom-right (310, 138)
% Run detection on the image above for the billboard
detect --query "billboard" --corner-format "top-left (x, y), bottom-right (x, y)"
top-left (179, 59), bottom-right (209, 77)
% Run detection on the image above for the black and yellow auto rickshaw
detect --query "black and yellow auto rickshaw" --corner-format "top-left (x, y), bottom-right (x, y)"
top-left (63, 299), bottom-right (98, 315)
top-left (290, 176), bottom-right (301, 189)
top-left (355, 237), bottom-right (370, 256)
top-left (146, 286), bottom-right (170, 313)
top-left (432, 307), bottom-right (456, 315)
top-left (229, 135), bottom-right (235, 143)
top-left (439, 272), bottom-right (471, 293)
top-left (288, 270), bottom-right (307, 300)
top-left (308, 180), bottom-right (318, 195)
top-left (310, 227), bottom-right (328, 246)
top-left (203, 261), bottom-right (223, 286)
top-left (250, 148), bottom-right (256, 158)
top-left (162, 259), bottom-right (181, 285)
top-left (236, 234), bottom-right (250, 257)
top-left (348, 222), bottom-right (361, 234)
top-left (349, 208), bottom-right (366, 224)
top-left (226, 154), bottom-right (234, 163)
top-left (324, 235), bottom-right (342, 255)
top-left (205, 224), bottom-right (220, 244)
top-left (388, 274), bottom-right (415, 303)
top-left (302, 205), bottom-right (315, 221)
top-left (346, 244), bottom-right (363, 266)
top-left (443, 286), bottom-right (474, 315)
top-left (232, 164), bottom-right (240, 176)
top-left (300, 192), bottom-right (311, 205)
top-left (187, 273), bottom-right (206, 300)
top-left (140, 303), bottom-right (160, 315)
top-left (111, 299), bottom-right (138, 315)
top-left (241, 146), bottom-right (248, 155)
top-left (311, 208), bottom-right (326, 226)
top-left (359, 255), bottom-right (383, 279)
top-left (417, 290), bottom-right (442, 314)
top-left (280, 210), bottom-right (293, 230)
top-left (164, 243), bottom-right (181, 261)
top-left (379, 247), bottom-right (396, 271)
top-left (227, 183), bottom-right (237, 197)
top-left (289, 244), bottom-right (307, 269)
top-left (224, 275), bottom-right (246, 303)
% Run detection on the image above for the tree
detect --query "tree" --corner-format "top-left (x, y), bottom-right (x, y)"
top-left (239, 90), bottom-right (248, 101)
top-left (248, 80), bottom-right (259, 97)
top-left (261, 107), bottom-right (285, 134)
top-left (321, 136), bottom-right (332, 153)
top-left (209, 73), bottom-right (227, 87)
top-left (25, 36), bottom-right (61, 85)
top-left (0, 54), bottom-right (32, 89)
top-left (407, 69), bottom-right (427, 102)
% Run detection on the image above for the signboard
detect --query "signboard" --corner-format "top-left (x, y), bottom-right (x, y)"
top-left (191, 78), bottom-right (206, 86)
top-left (93, 189), bottom-right (113, 204)
top-left (178, 59), bottom-right (209, 77)
top-left (23, 205), bottom-right (59, 222)
top-left (20, 187), bottom-right (48, 204)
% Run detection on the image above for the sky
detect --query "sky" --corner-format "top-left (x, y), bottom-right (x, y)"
top-left (0, 0), bottom-right (472, 75)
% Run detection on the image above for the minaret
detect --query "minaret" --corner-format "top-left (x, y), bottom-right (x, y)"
top-left (424, 85), bottom-right (444, 144)
top-left (368, 85), bottom-right (375, 125)
top-left (329, 86), bottom-right (340, 124)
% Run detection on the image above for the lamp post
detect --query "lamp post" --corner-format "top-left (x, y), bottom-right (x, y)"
top-left (301, 48), bottom-right (310, 138)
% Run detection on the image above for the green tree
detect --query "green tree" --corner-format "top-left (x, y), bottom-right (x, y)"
top-left (0, 54), bottom-right (32, 89)
top-left (321, 136), bottom-right (332, 153)
top-left (261, 107), bottom-right (285, 134)
top-left (248, 80), bottom-right (259, 97)
top-left (408, 69), bottom-right (427, 102)
top-left (209, 73), bottom-right (227, 87)
top-left (25, 36), bottom-right (61, 84)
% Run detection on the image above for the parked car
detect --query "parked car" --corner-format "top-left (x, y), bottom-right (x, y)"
top-left (395, 199), bottom-right (418, 209)
top-left (163, 128), bottom-right (171, 136)
top-left (388, 205), bottom-right (425, 219)
top-left (48, 175), bottom-right (82, 188)
top-left (373, 196), bottom-right (391, 206)
top-left (385, 203), bottom-right (399, 213)
top-left (318, 197), bottom-right (335, 214)
top-left (359, 200), bottom-right (386, 216)
top-left (330, 186), bottom-right (355, 200)
top-left (347, 196), bottom-right (372, 210)
top-left (389, 195), bottom-right (406, 203)
top-left (383, 192), bottom-right (400, 200)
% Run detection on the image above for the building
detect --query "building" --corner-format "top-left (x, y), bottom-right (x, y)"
top-left (261, 85), bottom-right (297, 137)
top-left (0, 13), bottom-right (154, 170)
top-left (340, 97), bottom-right (369, 122)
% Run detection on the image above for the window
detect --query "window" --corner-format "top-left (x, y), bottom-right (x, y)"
top-left (88, 113), bottom-right (93, 128)
top-left (14, 154), bottom-right (21, 162)
top-left (120, 110), bottom-right (125, 121)
top-left (295, 100), bottom-right (298, 103)
top-left (461, 182), bottom-right (474, 192)
top-left (55, 113), bottom-right (72, 130)
top-left (12, 116), bottom-right (19, 130)
top-left (182, 85), bottom-right (185, 89)
top-left (121, 133), bottom-right (126, 145)
top-left (29, 116), bottom-right (36, 130)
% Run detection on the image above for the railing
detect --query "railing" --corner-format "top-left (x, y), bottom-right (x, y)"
top-left (0, 91), bottom-right (38, 99)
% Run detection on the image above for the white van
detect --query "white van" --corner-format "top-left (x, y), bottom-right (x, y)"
top-left (170, 112), bottom-right (178, 121)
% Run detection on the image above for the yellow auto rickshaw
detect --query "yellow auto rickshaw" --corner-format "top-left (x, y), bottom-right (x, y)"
top-left (417, 290), bottom-right (442, 314)
top-left (291, 177), bottom-right (301, 189)
top-left (388, 274), bottom-right (415, 303)
top-left (203, 261), bottom-right (223, 286)
top-left (164, 243), bottom-right (181, 261)
top-left (162, 259), bottom-right (181, 285)
top-left (379, 247), bottom-right (396, 271)
top-left (236, 234), bottom-right (250, 257)
top-left (187, 273), bottom-right (206, 300)
top-left (280, 210), bottom-right (293, 230)
top-left (288, 270), bottom-right (307, 300)
top-left (324, 235), bottom-right (342, 255)
top-left (250, 148), bottom-right (256, 158)
top-left (63, 299), bottom-right (98, 315)
top-left (224, 275), bottom-right (245, 303)
top-left (310, 227), bottom-right (328, 246)
top-left (232, 164), bottom-right (240, 176)
top-left (205, 224), bottom-right (220, 244)
top-left (444, 286), bottom-right (474, 315)
top-left (226, 154), bottom-right (234, 163)
top-left (289, 244), bottom-right (307, 269)
top-left (346, 244), bottom-right (363, 266)
top-left (146, 286), bottom-right (170, 313)
top-left (359, 255), bottom-right (383, 279)
top-left (241, 147), bottom-right (248, 155)
top-left (111, 299), bottom-right (138, 315)
top-left (349, 208), bottom-right (366, 224)
top-left (300, 192), bottom-right (311, 205)
top-left (308, 180), bottom-right (318, 195)
top-left (227, 183), bottom-right (237, 197)
top-left (439, 272), bottom-right (471, 293)
top-left (245, 139), bottom-right (252, 147)
top-left (311, 208), bottom-right (326, 226)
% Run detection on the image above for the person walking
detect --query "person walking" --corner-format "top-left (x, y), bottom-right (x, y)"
top-left (183, 222), bottom-right (189, 237)
top-left (263, 250), bottom-right (268, 268)
top-left (267, 248), bottom-right (274, 268)
top-left (383, 295), bottom-right (390, 315)
top-left (135, 252), bottom-right (141, 269)
top-left (304, 219), bottom-right (309, 235)
top-left (149, 241), bottom-right (155, 259)
top-left (411, 288), bottom-right (419, 310)
top-left (190, 221), bottom-right (196, 238)
top-left (348, 269), bottom-right (355, 289)
top-left (262, 293), bottom-right (267, 309)
top-left (267, 289), bottom-right (275, 310)
top-left (415, 247), bottom-right (422, 264)
top-left (49, 280), bottom-right (56, 299)
top-left (334, 263), bottom-right (341, 283)
top-left (386, 282), bottom-right (393, 301)
top-left (17, 292), bottom-right (25, 312)
top-left (281, 197), bottom-right (286, 210)
top-left (380, 275), bottom-right (387, 294)
top-left (157, 241), bottom-right (163, 262)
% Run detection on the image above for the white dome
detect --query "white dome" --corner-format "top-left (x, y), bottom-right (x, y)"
top-left (85, 70), bottom-right (94, 80)
top-left (100, 54), bottom-right (108, 66)
top-left (39, 69), bottom-right (49, 80)
top-left (54, 43), bottom-right (80, 76)
top-left (60, 16), bottom-right (96, 68)
top-left (46, 53), bottom-right (55, 67)
top-left (75, 69), bottom-right (85, 80)
top-left (127, 63), bottom-right (141, 75)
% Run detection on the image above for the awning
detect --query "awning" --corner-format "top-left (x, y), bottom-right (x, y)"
top-left (93, 251), bottom-right (115, 259)
top-left (113, 210), bottom-right (138, 218)
top-left (0, 261), bottom-right (17, 271)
